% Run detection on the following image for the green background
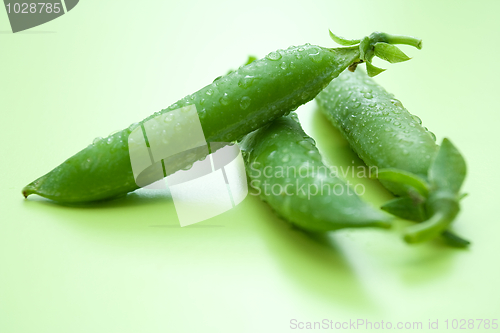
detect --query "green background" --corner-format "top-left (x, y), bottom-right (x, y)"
top-left (1, 1), bottom-right (499, 332)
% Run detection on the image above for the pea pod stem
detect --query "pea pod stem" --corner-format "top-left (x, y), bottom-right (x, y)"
top-left (329, 31), bottom-right (422, 76)
top-left (404, 206), bottom-right (458, 243)
top-left (376, 33), bottom-right (422, 50)
top-left (404, 192), bottom-right (460, 243)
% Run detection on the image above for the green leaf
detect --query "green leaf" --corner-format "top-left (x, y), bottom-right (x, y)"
top-left (381, 197), bottom-right (426, 222)
top-left (428, 138), bottom-right (467, 194)
top-left (244, 56), bottom-right (257, 66)
top-left (441, 230), bottom-right (471, 248)
top-left (365, 61), bottom-right (385, 77)
top-left (328, 30), bottom-right (360, 46)
top-left (374, 168), bottom-right (430, 197)
top-left (373, 43), bottom-right (411, 63)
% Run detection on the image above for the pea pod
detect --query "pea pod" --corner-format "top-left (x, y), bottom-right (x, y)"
top-left (239, 113), bottom-right (392, 231)
top-left (22, 31), bottom-right (422, 203)
top-left (316, 69), bottom-right (468, 246)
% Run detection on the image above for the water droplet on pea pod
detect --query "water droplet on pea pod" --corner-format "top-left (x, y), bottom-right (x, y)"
top-left (128, 122), bottom-right (139, 131)
top-left (238, 75), bottom-right (256, 89)
top-left (82, 158), bottom-right (91, 170)
top-left (164, 113), bottom-right (174, 123)
top-left (182, 163), bottom-right (193, 171)
top-left (412, 114), bottom-right (422, 124)
top-left (240, 96), bottom-right (251, 110)
top-left (390, 99), bottom-right (404, 108)
top-left (219, 93), bottom-right (230, 106)
top-left (93, 137), bottom-right (103, 145)
top-left (266, 51), bottom-right (282, 61)
top-left (428, 131), bottom-right (437, 141)
top-left (308, 48), bottom-right (323, 63)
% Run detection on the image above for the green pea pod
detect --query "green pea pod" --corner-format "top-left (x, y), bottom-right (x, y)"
top-left (239, 114), bottom-right (392, 231)
top-left (316, 69), bottom-right (469, 246)
top-left (23, 31), bottom-right (422, 203)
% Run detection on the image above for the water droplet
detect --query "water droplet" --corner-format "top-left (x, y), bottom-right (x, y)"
top-left (384, 127), bottom-right (391, 132)
top-left (219, 93), bottom-right (230, 105)
top-left (295, 54), bottom-right (302, 59)
top-left (394, 121), bottom-right (401, 126)
top-left (308, 48), bottom-right (322, 63)
top-left (282, 155), bottom-right (290, 163)
top-left (240, 96), bottom-right (251, 110)
top-left (290, 62), bottom-right (296, 69)
top-left (206, 89), bottom-right (213, 96)
top-left (182, 163), bottom-right (193, 171)
top-left (280, 62), bottom-right (287, 70)
top-left (428, 131), bottom-right (436, 141)
top-left (298, 47), bottom-right (305, 52)
top-left (361, 86), bottom-right (372, 93)
top-left (128, 122), bottom-right (139, 131)
top-left (93, 137), bottom-right (102, 145)
top-left (107, 137), bottom-right (113, 144)
top-left (353, 102), bottom-right (361, 108)
top-left (412, 115), bottom-right (422, 124)
top-left (238, 75), bottom-right (255, 89)
top-left (364, 93), bottom-right (373, 99)
top-left (266, 51), bottom-right (282, 61)
top-left (390, 99), bottom-right (404, 108)
top-left (164, 113), bottom-right (174, 123)
top-left (82, 158), bottom-right (91, 170)
top-left (161, 129), bottom-right (169, 144)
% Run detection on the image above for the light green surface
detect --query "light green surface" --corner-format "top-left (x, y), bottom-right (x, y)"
top-left (1, 1), bottom-right (499, 332)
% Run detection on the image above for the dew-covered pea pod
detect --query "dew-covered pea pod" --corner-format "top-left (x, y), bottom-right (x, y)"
top-left (239, 113), bottom-right (392, 231)
top-left (23, 31), bottom-right (422, 203)
top-left (316, 69), bottom-right (468, 246)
